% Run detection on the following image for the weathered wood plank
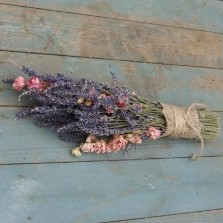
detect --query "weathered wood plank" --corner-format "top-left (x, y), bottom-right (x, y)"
top-left (113, 209), bottom-right (223, 223)
top-left (1, 52), bottom-right (223, 109)
top-left (1, 5), bottom-right (223, 68)
top-left (0, 158), bottom-right (223, 223)
top-left (0, 0), bottom-right (223, 33)
top-left (0, 107), bottom-right (222, 164)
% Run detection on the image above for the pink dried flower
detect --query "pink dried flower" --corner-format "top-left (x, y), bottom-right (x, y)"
top-left (27, 77), bottom-right (41, 89)
top-left (12, 76), bottom-right (26, 91)
top-left (86, 134), bottom-right (96, 143)
top-left (40, 81), bottom-right (50, 90)
top-left (81, 140), bottom-right (111, 153)
top-left (146, 127), bottom-right (161, 140)
top-left (94, 140), bottom-right (111, 153)
top-left (127, 135), bottom-right (142, 144)
top-left (117, 99), bottom-right (126, 108)
top-left (108, 135), bottom-right (128, 153)
top-left (105, 108), bottom-right (114, 114)
top-left (80, 143), bottom-right (95, 153)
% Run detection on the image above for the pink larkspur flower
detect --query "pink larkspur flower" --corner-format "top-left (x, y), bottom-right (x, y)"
top-left (146, 127), bottom-right (161, 140)
top-left (127, 135), bottom-right (142, 144)
top-left (117, 96), bottom-right (128, 108)
top-left (86, 134), bottom-right (96, 143)
top-left (105, 108), bottom-right (114, 114)
top-left (80, 143), bottom-right (95, 153)
top-left (117, 99), bottom-right (126, 108)
top-left (12, 76), bottom-right (26, 91)
top-left (81, 140), bottom-right (111, 153)
top-left (93, 140), bottom-right (111, 153)
top-left (27, 77), bottom-right (41, 89)
top-left (108, 135), bottom-right (128, 153)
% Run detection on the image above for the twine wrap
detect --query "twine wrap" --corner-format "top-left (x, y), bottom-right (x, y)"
top-left (161, 103), bottom-right (207, 160)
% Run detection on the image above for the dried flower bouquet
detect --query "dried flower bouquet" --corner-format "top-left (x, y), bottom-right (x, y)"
top-left (4, 64), bottom-right (220, 160)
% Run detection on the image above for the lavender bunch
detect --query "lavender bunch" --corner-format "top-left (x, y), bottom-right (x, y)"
top-left (5, 64), bottom-right (220, 159)
top-left (6, 66), bottom-right (165, 145)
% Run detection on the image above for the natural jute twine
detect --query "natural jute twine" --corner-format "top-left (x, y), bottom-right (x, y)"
top-left (161, 103), bottom-right (206, 160)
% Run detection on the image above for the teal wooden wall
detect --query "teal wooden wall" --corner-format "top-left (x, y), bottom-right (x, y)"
top-left (0, 1), bottom-right (223, 222)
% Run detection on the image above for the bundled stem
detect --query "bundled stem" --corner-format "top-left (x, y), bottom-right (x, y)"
top-left (199, 111), bottom-right (220, 141)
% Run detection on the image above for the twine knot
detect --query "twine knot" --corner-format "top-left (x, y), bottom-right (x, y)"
top-left (161, 103), bottom-right (206, 160)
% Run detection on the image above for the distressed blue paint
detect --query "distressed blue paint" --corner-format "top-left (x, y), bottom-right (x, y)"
top-left (0, 158), bottom-right (223, 223)
top-left (1, 5), bottom-right (223, 68)
top-left (0, 0), bottom-right (223, 33)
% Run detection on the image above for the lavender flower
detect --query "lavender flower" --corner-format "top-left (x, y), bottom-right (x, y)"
top-left (4, 66), bottom-right (164, 144)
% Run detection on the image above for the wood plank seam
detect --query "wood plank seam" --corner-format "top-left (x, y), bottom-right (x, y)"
top-left (1, 4), bottom-right (222, 68)
top-left (0, 2), bottom-right (223, 35)
top-left (1, 154), bottom-right (223, 166)
top-left (1, 50), bottom-right (223, 70)
top-left (100, 208), bottom-right (223, 223)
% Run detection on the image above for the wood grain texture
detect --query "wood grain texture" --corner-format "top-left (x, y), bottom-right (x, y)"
top-left (0, 2), bottom-right (223, 222)
top-left (1, 52), bottom-right (223, 109)
top-left (114, 209), bottom-right (223, 223)
top-left (0, 158), bottom-right (223, 223)
top-left (1, 5), bottom-right (223, 68)
top-left (0, 107), bottom-right (222, 164)
top-left (0, 0), bottom-right (223, 33)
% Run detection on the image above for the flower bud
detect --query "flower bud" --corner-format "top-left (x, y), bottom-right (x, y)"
top-left (126, 133), bottom-right (133, 138)
top-left (77, 98), bottom-right (84, 104)
top-left (71, 147), bottom-right (81, 157)
top-left (85, 100), bottom-right (92, 106)
top-left (98, 94), bottom-right (106, 99)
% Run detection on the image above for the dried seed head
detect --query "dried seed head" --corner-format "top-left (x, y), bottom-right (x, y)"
top-left (98, 94), bottom-right (106, 99)
top-left (126, 133), bottom-right (133, 138)
top-left (85, 100), bottom-right (92, 106)
top-left (71, 147), bottom-right (81, 157)
top-left (77, 98), bottom-right (84, 104)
